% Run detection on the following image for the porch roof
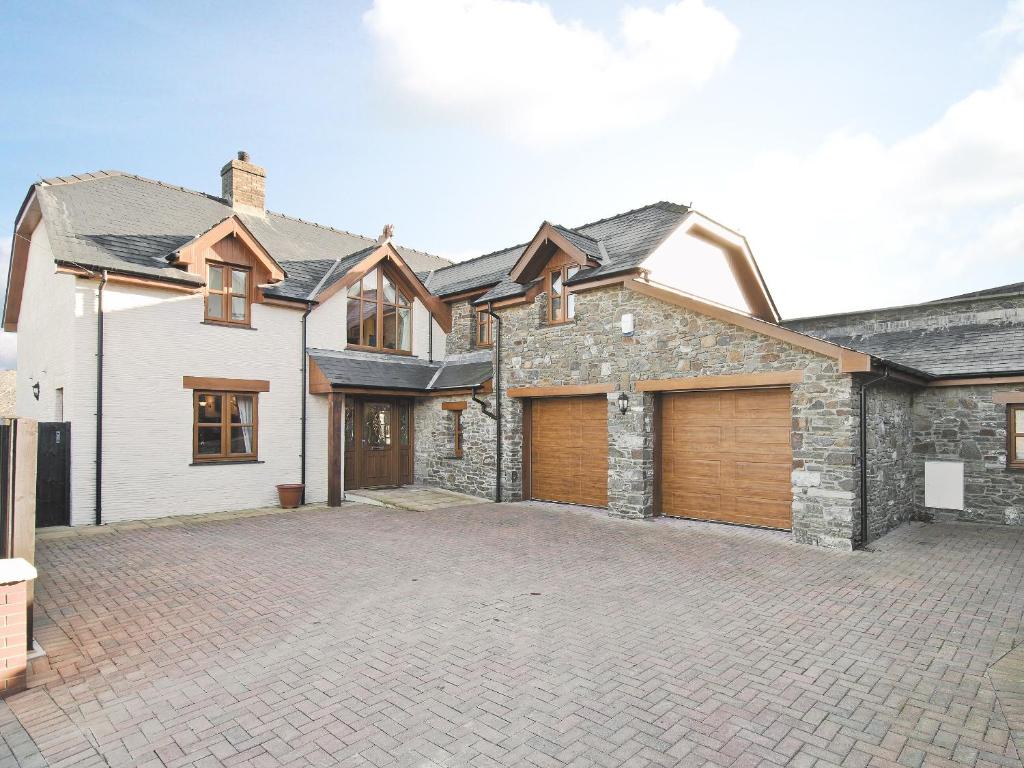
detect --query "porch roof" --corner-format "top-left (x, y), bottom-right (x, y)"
top-left (308, 349), bottom-right (492, 392)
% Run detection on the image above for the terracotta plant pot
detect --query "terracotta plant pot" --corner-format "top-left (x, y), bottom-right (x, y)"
top-left (276, 483), bottom-right (303, 509)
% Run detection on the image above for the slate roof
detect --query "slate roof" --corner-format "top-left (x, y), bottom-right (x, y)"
top-left (925, 282), bottom-right (1024, 304)
top-left (308, 349), bottom-right (492, 392)
top-left (29, 172), bottom-right (450, 300)
top-left (428, 202), bottom-right (691, 302)
top-left (793, 324), bottom-right (1024, 378)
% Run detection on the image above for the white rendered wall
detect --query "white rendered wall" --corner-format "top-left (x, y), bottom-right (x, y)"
top-left (643, 228), bottom-right (750, 313)
top-left (15, 224), bottom-right (76, 423)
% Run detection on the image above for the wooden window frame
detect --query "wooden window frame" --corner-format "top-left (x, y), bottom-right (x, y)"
top-left (475, 306), bottom-right (493, 347)
top-left (1009, 404), bottom-right (1024, 470)
top-left (205, 263), bottom-right (252, 327)
top-left (192, 390), bottom-right (259, 463)
top-left (346, 266), bottom-right (413, 355)
top-left (546, 264), bottom-right (580, 324)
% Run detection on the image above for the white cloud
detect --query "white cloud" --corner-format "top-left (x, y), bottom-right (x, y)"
top-left (363, 0), bottom-right (738, 146)
top-left (988, 0), bottom-right (1024, 42)
top-left (701, 55), bottom-right (1024, 316)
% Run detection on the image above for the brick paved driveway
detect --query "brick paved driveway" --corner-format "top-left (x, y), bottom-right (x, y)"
top-left (4, 502), bottom-right (1024, 767)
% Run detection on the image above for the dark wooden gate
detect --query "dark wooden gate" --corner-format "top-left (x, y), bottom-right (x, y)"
top-left (36, 422), bottom-right (71, 528)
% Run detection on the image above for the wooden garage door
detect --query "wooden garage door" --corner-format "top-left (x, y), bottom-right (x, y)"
top-left (530, 396), bottom-right (608, 507)
top-left (659, 388), bottom-right (792, 529)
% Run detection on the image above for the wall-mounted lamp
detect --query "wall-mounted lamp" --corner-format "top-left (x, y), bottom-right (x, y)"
top-left (617, 392), bottom-right (629, 415)
top-left (31, 381), bottom-right (40, 401)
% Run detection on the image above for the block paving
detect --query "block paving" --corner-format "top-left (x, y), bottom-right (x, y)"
top-left (2, 502), bottom-right (1024, 767)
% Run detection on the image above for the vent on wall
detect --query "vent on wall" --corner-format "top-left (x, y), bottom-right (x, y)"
top-left (924, 461), bottom-right (964, 511)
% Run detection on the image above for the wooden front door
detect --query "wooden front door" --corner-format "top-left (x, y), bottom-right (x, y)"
top-left (528, 395), bottom-right (608, 507)
top-left (658, 388), bottom-right (793, 529)
top-left (344, 398), bottom-right (414, 490)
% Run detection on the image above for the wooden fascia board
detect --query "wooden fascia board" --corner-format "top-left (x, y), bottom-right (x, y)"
top-left (173, 216), bottom-right (285, 283)
top-left (488, 282), bottom-right (544, 309)
top-left (507, 383), bottom-right (615, 398)
top-left (635, 371), bottom-right (804, 393)
top-left (261, 296), bottom-right (308, 310)
top-left (442, 288), bottom-right (491, 304)
top-left (624, 278), bottom-right (873, 374)
top-left (56, 265), bottom-right (203, 294)
top-left (182, 376), bottom-right (270, 392)
top-left (509, 222), bottom-right (591, 283)
top-left (3, 194), bottom-right (42, 332)
top-left (308, 358), bottom-right (331, 394)
top-left (676, 212), bottom-right (779, 323)
top-left (930, 375), bottom-right (1024, 388)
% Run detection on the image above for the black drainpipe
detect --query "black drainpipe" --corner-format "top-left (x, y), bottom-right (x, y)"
top-left (483, 307), bottom-right (501, 502)
top-left (95, 270), bottom-right (108, 526)
top-left (300, 301), bottom-right (313, 504)
top-left (428, 317), bottom-right (433, 363)
top-left (858, 367), bottom-right (889, 547)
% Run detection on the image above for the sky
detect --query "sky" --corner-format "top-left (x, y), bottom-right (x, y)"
top-left (2, 0), bottom-right (1024, 369)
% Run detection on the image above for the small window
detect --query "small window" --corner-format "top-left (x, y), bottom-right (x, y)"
top-left (475, 307), bottom-right (492, 347)
top-left (452, 410), bottom-right (463, 458)
top-left (205, 264), bottom-right (250, 325)
top-left (346, 267), bottom-right (412, 353)
top-left (193, 391), bottom-right (258, 462)
top-left (547, 265), bottom-right (579, 323)
top-left (1009, 405), bottom-right (1024, 469)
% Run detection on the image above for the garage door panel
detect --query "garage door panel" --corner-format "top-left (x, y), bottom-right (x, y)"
top-left (659, 388), bottom-right (793, 530)
top-left (530, 395), bottom-right (608, 507)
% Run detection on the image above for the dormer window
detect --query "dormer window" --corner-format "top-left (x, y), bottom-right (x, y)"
top-left (205, 263), bottom-right (250, 326)
top-left (347, 267), bottom-right (412, 354)
top-left (547, 265), bottom-right (579, 323)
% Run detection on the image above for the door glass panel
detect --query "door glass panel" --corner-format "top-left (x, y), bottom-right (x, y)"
top-left (206, 294), bottom-right (224, 320)
top-left (230, 296), bottom-right (247, 321)
top-left (361, 301), bottom-right (378, 346)
top-left (399, 405), bottom-right (409, 446)
top-left (345, 402), bottom-right (355, 448)
top-left (398, 308), bottom-right (412, 351)
top-left (382, 305), bottom-right (398, 349)
top-left (347, 301), bottom-right (361, 344)
top-left (364, 403), bottom-right (391, 449)
top-left (197, 427), bottom-right (221, 455)
top-left (382, 274), bottom-right (396, 303)
top-left (231, 269), bottom-right (248, 294)
top-left (208, 265), bottom-right (224, 290)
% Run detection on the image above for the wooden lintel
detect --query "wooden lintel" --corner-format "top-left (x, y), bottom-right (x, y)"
top-left (183, 376), bottom-right (270, 392)
top-left (507, 383), bottom-right (614, 398)
top-left (441, 401), bottom-right (468, 411)
top-left (993, 391), bottom-right (1024, 403)
top-left (635, 371), bottom-right (804, 393)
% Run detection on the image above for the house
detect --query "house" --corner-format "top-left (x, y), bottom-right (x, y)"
top-left (5, 153), bottom-right (1022, 549)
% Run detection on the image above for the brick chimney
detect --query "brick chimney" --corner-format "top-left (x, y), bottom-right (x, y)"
top-left (220, 151), bottom-right (266, 215)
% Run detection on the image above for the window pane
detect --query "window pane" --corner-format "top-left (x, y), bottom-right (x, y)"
top-left (1016, 409), bottom-right (1024, 434)
top-left (382, 304), bottom-right (398, 349)
top-left (231, 269), bottom-right (248, 295)
top-left (208, 265), bottom-right (224, 290)
top-left (568, 292), bottom-right (576, 319)
top-left (197, 394), bottom-right (222, 423)
top-left (397, 290), bottom-right (410, 306)
top-left (229, 395), bottom-right (254, 424)
top-left (362, 269), bottom-right (377, 300)
top-left (551, 270), bottom-right (562, 295)
top-left (348, 279), bottom-right (361, 298)
top-left (230, 296), bottom-right (247, 322)
top-left (1017, 436), bottom-right (1024, 459)
top-left (382, 274), bottom-right (396, 303)
top-left (361, 301), bottom-right (377, 346)
top-left (567, 265), bottom-right (579, 279)
top-left (230, 426), bottom-right (254, 455)
top-left (398, 308), bottom-right (412, 351)
top-left (550, 295), bottom-right (561, 317)
top-left (347, 299), bottom-right (361, 344)
top-left (206, 294), bottom-right (224, 320)
top-left (197, 426), bottom-right (222, 455)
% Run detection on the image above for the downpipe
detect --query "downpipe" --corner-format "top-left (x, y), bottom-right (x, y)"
top-left (300, 301), bottom-right (313, 504)
top-left (95, 270), bottom-right (108, 526)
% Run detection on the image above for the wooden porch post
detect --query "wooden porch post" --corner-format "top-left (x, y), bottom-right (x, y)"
top-left (328, 392), bottom-right (344, 506)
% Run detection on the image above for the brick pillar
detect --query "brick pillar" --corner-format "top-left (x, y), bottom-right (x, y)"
top-left (0, 559), bottom-right (38, 698)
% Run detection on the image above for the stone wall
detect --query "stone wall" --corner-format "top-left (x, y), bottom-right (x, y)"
top-left (446, 300), bottom-right (482, 356)
top-left (415, 392), bottom-right (497, 500)
top-left (495, 284), bottom-right (861, 549)
top-left (861, 380), bottom-right (916, 543)
top-left (913, 383), bottom-right (1024, 526)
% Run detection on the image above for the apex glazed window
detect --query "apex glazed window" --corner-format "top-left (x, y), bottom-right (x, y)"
top-left (193, 391), bottom-right (258, 462)
top-left (346, 268), bottom-right (413, 353)
top-left (205, 264), bottom-right (250, 325)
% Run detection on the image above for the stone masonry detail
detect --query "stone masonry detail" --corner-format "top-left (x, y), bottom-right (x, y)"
top-left (496, 284), bottom-right (861, 549)
top-left (862, 380), bottom-right (916, 542)
top-left (415, 392), bottom-right (497, 500)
